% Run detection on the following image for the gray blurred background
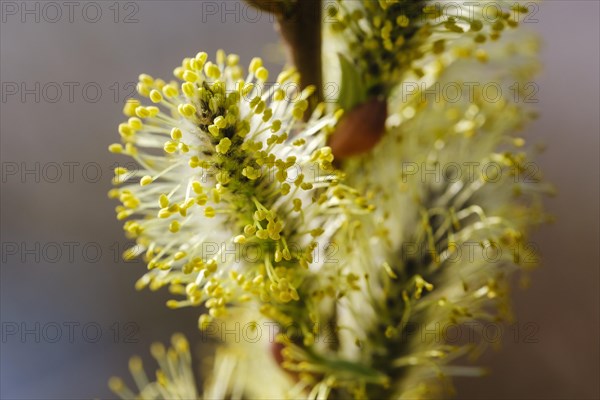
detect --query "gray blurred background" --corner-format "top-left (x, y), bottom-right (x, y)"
top-left (0, 1), bottom-right (598, 399)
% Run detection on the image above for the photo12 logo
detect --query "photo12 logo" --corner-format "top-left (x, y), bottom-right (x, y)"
top-left (1, 321), bottom-right (140, 344)
top-left (398, 81), bottom-right (539, 104)
top-left (1, 241), bottom-right (143, 265)
top-left (1, 1), bottom-right (140, 24)
top-left (1, 81), bottom-right (137, 104)
top-left (0, 161), bottom-right (144, 184)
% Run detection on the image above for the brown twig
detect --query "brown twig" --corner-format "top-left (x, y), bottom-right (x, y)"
top-left (276, 1), bottom-right (323, 106)
top-left (246, 0), bottom-right (323, 112)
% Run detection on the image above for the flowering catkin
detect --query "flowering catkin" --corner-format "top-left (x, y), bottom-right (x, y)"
top-left (109, 1), bottom-right (550, 399)
top-left (109, 51), bottom-right (369, 327)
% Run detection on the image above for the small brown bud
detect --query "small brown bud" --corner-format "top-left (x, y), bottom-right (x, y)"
top-left (329, 98), bottom-right (387, 159)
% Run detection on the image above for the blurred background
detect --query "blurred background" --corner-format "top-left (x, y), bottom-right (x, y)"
top-left (0, 1), bottom-right (598, 399)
